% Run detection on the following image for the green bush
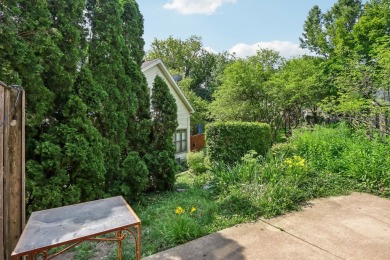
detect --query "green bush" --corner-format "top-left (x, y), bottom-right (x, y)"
top-left (119, 152), bottom-right (149, 200)
top-left (145, 150), bottom-right (178, 191)
top-left (186, 150), bottom-right (208, 175)
top-left (206, 121), bottom-right (272, 164)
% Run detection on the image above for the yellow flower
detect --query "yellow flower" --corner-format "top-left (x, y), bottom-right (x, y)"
top-left (284, 158), bottom-right (293, 167)
top-left (191, 207), bottom-right (196, 213)
top-left (284, 156), bottom-right (306, 168)
top-left (297, 159), bottom-right (305, 167)
top-left (175, 206), bottom-right (185, 215)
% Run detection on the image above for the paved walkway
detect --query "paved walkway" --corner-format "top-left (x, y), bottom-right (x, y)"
top-left (143, 193), bottom-right (390, 260)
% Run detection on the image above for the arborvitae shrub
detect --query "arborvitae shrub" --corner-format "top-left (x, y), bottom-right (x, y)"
top-left (206, 121), bottom-right (271, 164)
top-left (147, 76), bottom-right (178, 190)
top-left (119, 151), bottom-right (149, 200)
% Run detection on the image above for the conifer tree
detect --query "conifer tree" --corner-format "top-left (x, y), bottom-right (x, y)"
top-left (1, 0), bottom-right (170, 211)
top-left (121, 0), bottom-right (151, 156)
top-left (146, 76), bottom-right (178, 190)
top-left (86, 0), bottom-right (151, 197)
top-left (0, 0), bottom-right (65, 212)
top-left (26, 0), bottom-right (106, 211)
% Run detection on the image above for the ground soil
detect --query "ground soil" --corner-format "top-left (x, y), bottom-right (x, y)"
top-left (53, 242), bottom-right (114, 260)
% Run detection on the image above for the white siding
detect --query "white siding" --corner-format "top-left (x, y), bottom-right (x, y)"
top-left (143, 65), bottom-right (191, 159)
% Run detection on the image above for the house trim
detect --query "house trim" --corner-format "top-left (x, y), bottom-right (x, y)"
top-left (141, 59), bottom-right (195, 114)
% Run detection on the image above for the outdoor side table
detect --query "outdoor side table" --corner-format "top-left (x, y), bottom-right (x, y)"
top-left (11, 196), bottom-right (141, 260)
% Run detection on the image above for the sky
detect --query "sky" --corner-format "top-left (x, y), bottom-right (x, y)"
top-left (137, 0), bottom-right (342, 58)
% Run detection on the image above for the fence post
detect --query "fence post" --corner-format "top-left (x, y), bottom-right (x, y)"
top-left (0, 83), bottom-right (4, 259)
top-left (0, 82), bottom-right (25, 260)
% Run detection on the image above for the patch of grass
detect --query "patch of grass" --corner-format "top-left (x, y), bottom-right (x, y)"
top-left (174, 171), bottom-right (195, 189)
top-left (104, 172), bottom-right (257, 259)
top-left (104, 184), bottom-right (217, 259)
top-left (72, 242), bottom-right (96, 260)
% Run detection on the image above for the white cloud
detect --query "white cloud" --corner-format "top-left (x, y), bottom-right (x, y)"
top-left (204, 46), bottom-right (218, 54)
top-left (163, 0), bottom-right (236, 15)
top-left (229, 41), bottom-right (311, 58)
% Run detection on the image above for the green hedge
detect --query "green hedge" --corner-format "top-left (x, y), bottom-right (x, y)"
top-left (206, 121), bottom-right (271, 164)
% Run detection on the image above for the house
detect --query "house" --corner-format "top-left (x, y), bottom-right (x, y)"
top-left (141, 59), bottom-right (194, 160)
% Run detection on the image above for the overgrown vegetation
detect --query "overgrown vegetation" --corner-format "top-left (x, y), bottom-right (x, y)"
top-left (290, 123), bottom-right (390, 196)
top-left (69, 123), bottom-right (389, 259)
top-left (2, 0), bottom-right (390, 258)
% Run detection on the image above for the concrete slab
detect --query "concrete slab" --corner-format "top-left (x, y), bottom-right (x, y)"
top-left (268, 193), bottom-right (390, 260)
top-left (143, 193), bottom-right (390, 260)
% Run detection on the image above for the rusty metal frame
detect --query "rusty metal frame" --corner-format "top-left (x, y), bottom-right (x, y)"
top-left (12, 223), bottom-right (141, 260)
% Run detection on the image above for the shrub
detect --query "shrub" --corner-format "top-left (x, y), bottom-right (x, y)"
top-left (206, 121), bottom-right (271, 164)
top-left (119, 152), bottom-right (149, 201)
top-left (271, 142), bottom-right (295, 157)
top-left (186, 150), bottom-right (208, 175)
top-left (145, 150), bottom-right (178, 191)
top-left (176, 159), bottom-right (189, 173)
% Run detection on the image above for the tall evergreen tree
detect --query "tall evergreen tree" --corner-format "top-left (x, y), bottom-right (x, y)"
top-left (86, 0), bottom-right (152, 197)
top-left (86, 0), bottom-right (134, 193)
top-left (121, 0), bottom-right (152, 156)
top-left (146, 76), bottom-right (178, 190)
top-left (1, 0), bottom-right (177, 212)
top-left (25, 0), bottom-right (107, 212)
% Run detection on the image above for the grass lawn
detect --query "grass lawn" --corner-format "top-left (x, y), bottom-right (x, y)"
top-left (69, 172), bottom-right (255, 259)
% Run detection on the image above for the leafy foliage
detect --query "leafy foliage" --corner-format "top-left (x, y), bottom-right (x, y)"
top-left (147, 35), bottom-right (216, 100)
top-left (206, 121), bottom-right (272, 164)
top-left (186, 150), bottom-right (208, 175)
top-left (119, 152), bottom-right (149, 201)
top-left (301, 0), bottom-right (390, 133)
top-left (290, 123), bottom-right (390, 195)
top-left (210, 49), bottom-right (289, 139)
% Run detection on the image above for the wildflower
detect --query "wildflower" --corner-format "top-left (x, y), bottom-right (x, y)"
top-left (284, 158), bottom-right (294, 167)
top-left (175, 206), bottom-right (185, 215)
top-left (191, 207), bottom-right (196, 213)
top-left (284, 156), bottom-right (306, 168)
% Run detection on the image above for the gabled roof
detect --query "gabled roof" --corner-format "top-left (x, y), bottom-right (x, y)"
top-left (141, 59), bottom-right (195, 114)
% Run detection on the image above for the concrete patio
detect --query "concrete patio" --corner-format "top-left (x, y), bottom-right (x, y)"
top-left (143, 193), bottom-right (390, 260)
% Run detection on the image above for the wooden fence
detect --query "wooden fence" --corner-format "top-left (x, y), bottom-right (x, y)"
top-left (190, 134), bottom-right (205, 152)
top-left (0, 82), bottom-right (25, 260)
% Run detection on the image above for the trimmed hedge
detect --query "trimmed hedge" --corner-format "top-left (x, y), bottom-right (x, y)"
top-left (206, 121), bottom-right (272, 164)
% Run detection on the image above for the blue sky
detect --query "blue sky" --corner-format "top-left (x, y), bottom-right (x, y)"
top-left (137, 0), bottom-right (342, 58)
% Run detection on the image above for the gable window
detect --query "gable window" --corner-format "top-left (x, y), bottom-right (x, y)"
top-left (174, 129), bottom-right (187, 153)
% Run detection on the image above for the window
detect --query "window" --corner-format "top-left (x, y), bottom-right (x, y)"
top-left (174, 129), bottom-right (187, 153)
